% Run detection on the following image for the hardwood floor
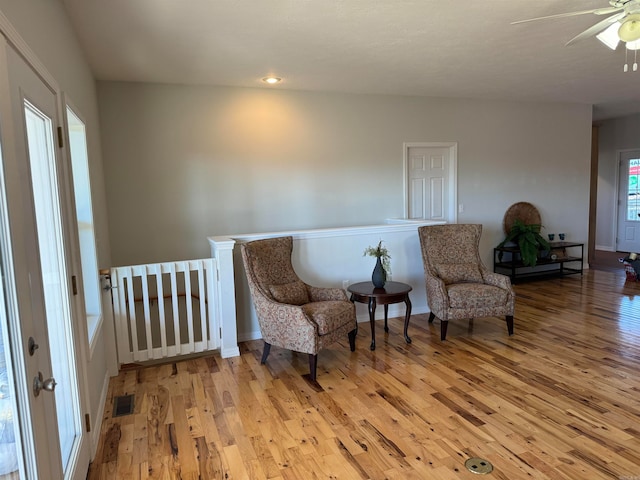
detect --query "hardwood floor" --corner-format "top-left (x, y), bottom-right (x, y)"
top-left (591, 249), bottom-right (626, 272)
top-left (88, 269), bottom-right (640, 479)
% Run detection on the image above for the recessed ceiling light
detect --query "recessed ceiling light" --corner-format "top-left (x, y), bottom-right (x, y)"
top-left (262, 76), bottom-right (282, 84)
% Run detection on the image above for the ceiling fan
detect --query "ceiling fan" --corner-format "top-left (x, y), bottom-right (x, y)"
top-left (511, 0), bottom-right (640, 72)
top-left (512, 0), bottom-right (640, 70)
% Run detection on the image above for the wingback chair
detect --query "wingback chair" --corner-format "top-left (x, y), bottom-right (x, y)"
top-left (418, 224), bottom-right (515, 340)
top-left (241, 236), bottom-right (357, 381)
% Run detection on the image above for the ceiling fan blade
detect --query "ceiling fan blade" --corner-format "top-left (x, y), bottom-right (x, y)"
top-left (565, 11), bottom-right (626, 45)
top-left (511, 6), bottom-right (623, 25)
top-left (593, 6), bottom-right (627, 15)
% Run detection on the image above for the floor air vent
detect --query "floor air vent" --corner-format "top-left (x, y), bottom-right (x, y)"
top-left (113, 394), bottom-right (135, 417)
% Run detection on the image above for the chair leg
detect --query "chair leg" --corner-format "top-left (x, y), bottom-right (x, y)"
top-left (348, 328), bottom-right (357, 352)
top-left (308, 354), bottom-right (318, 381)
top-left (260, 342), bottom-right (271, 364)
top-left (506, 315), bottom-right (514, 335)
top-left (428, 312), bottom-right (435, 323)
top-left (440, 320), bottom-right (448, 341)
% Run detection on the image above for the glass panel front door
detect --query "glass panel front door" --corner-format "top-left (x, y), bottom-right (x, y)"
top-left (0, 147), bottom-right (24, 480)
top-left (24, 101), bottom-right (80, 471)
top-left (617, 151), bottom-right (640, 253)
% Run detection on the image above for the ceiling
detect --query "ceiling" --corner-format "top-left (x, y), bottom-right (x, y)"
top-left (62, 0), bottom-right (640, 121)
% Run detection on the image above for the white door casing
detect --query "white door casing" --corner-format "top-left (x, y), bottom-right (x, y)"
top-left (404, 142), bottom-right (457, 223)
top-left (617, 149), bottom-right (640, 253)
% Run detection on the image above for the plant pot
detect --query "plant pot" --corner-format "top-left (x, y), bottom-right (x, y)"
top-left (372, 257), bottom-right (386, 288)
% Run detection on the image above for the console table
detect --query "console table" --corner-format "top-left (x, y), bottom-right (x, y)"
top-left (493, 241), bottom-right (584, 282)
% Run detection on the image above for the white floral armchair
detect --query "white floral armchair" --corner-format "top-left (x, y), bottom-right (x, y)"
top-left (418, 224), bottom-right (515, 340)
top-left (241, 236), bottom-right (357, 381)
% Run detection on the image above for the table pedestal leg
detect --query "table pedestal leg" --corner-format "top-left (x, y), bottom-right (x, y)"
top-left (384, 305), bottom-right (389, 332)
top-left (368, 297), bottom-right (377, 350)
top-left (403, 295), bottom-right (412, 344)
top-left (349, 293), bottom-right (359, 336)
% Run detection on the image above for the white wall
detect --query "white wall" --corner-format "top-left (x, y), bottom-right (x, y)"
top-left (0, 0), bottom-right (112, 449)
top-left (98, 81), bottom-right (593, 269)
top-left (596, 113), bottom-right (640, 250)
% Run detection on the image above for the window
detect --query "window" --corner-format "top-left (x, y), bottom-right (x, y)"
top-left (67, 106), bottom-right (102, 344)
top-left (627, 158), bottom-right (640, 221)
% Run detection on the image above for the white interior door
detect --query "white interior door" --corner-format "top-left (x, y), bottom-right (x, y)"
top-left (616, 150), bottom-right (640, 253)
top-left (405, 143), bottom-right (457, 222)
top-left (0, 36), bottom-right (90, 479)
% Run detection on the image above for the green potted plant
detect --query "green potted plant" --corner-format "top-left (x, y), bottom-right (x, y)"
top-left (364, 240), bottom-right (391, 287)
top-left (497, 219), bottom-right (550, 267)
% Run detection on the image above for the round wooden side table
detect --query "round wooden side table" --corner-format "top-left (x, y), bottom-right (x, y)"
top-left (347, 281), bottom-right (412, 351)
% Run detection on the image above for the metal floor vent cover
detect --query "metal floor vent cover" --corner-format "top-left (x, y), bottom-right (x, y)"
top-left (113, 394), bottom-right (135, 417)
top-left (465, 457), bottom-right (493, 474)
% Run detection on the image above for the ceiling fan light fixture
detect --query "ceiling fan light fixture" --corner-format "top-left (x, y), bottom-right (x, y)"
top-left (626, 39), bottom-right (640, 49)
top-left (597, 21), bottom-right (622, 49)
top-left (618, 13), bottom-right (640, 42)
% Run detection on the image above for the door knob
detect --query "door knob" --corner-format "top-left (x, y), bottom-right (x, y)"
top-left (33, 371), bottom-right (57, 397)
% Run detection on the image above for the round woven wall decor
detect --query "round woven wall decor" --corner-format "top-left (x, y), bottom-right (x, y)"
top-left (503, 202), bottom-right (542, 235)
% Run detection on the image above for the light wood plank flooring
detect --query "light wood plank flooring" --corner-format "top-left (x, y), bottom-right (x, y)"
top-left (88, 269), bottom-right (640, 479)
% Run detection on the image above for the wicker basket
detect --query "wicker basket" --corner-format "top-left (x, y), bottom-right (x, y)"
top-left (503, 202), bottom-right (542, 235)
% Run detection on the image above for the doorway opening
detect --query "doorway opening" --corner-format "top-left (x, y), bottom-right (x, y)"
top-left (616, 149), bottom-right (640, 254)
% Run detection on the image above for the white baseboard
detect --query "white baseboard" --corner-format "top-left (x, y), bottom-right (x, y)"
top-left (356, 305), bottom-right (430, 323)
top-left (220, 346), bottom-right (241, 358)
top-left (595, 245), bottom-right (615, 252)
top-left (238, 330), bottom-right (263, 343)
top-left (91, 371), bottom-right (110, 459)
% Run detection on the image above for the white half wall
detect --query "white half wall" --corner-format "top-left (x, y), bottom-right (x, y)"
top-left (211, 220), bottom-right (448, 342)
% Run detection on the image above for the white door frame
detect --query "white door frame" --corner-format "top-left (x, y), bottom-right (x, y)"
top-left (403, 142), bottom-right (458, 223)
top-left (615, 148), bottom-right (640, 252)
